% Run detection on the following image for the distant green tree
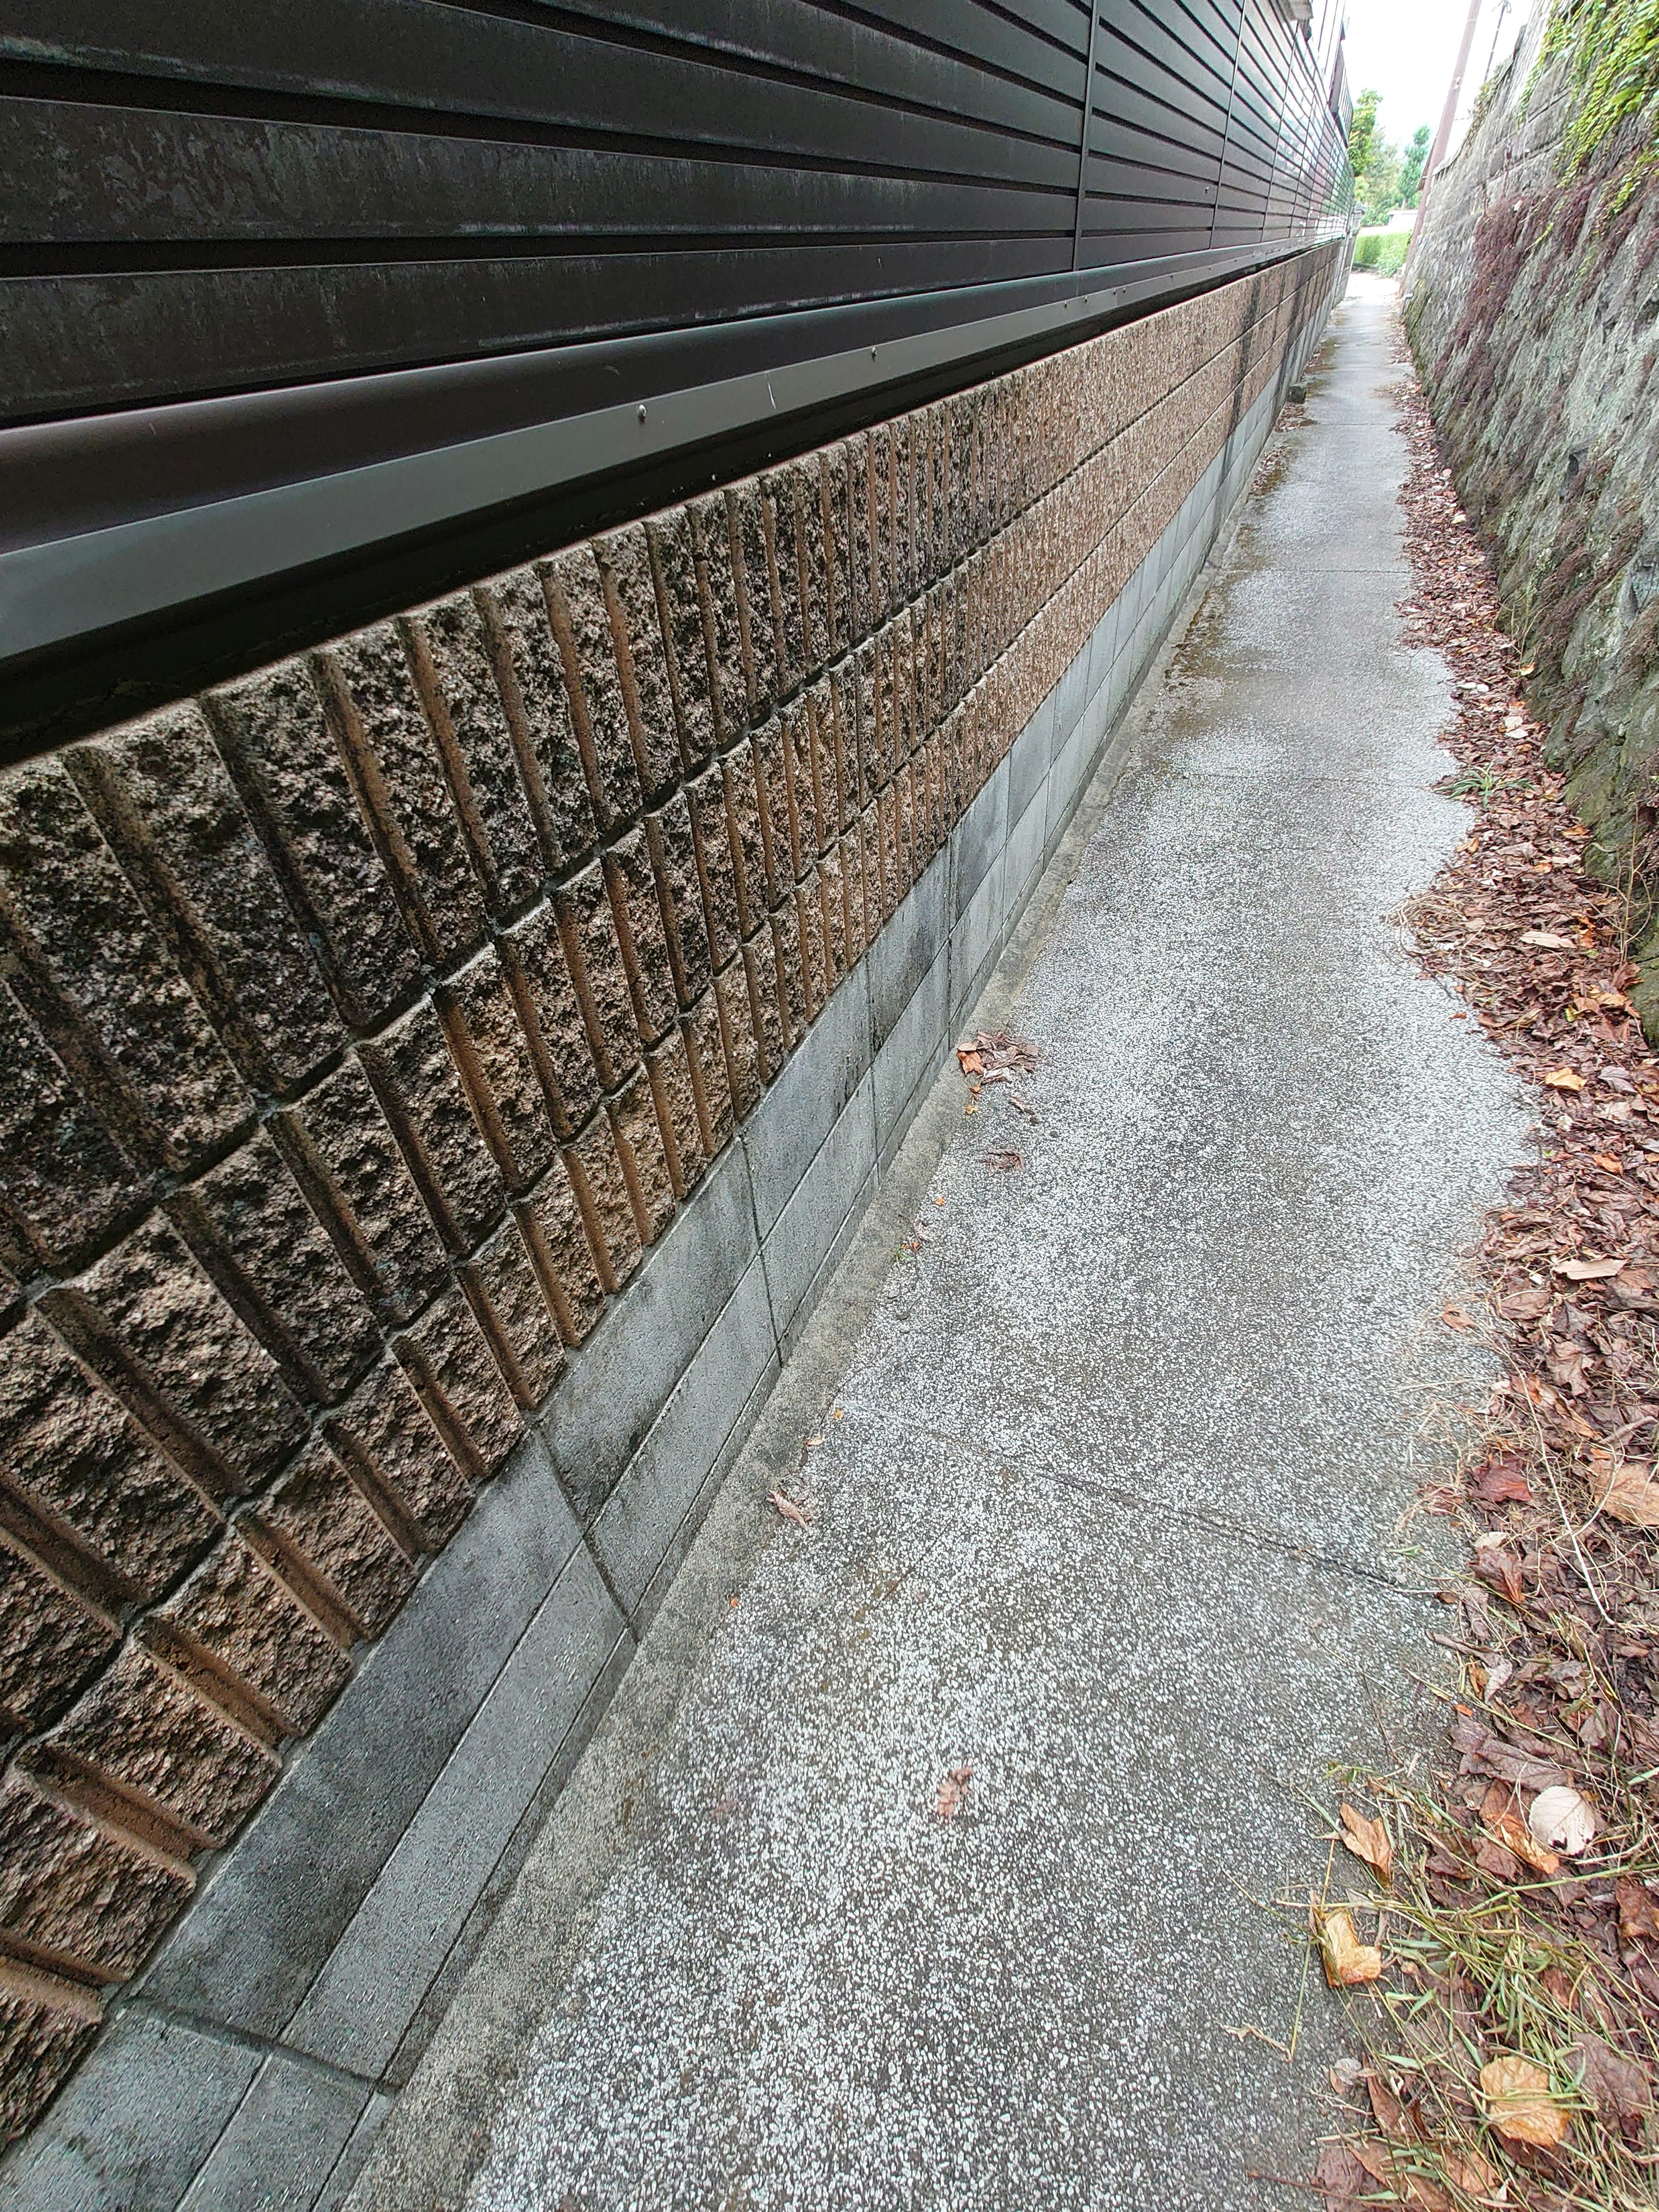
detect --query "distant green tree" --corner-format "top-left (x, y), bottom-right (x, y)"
top-left (1400, 124), bottom-right (1432, 206)
top-left (1347, 86), bottom-right (1381, 191)
top-left (1361, 136), bottom-right (1403, 223)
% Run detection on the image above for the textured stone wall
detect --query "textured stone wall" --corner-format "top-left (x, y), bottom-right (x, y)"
top-left (0, 239), bottom-right (1342, 2143)
top-left (1404, 25), bottom-right (1659, 1028)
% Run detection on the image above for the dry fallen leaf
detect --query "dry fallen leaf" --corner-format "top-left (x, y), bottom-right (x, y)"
top-left (1570, 2034), bottom-right (1653, 2139)
top-left (956, 1047), bottom-right (984, 1077)
top-left (1542, 1067), bottom-right (1586, 1092)
top-left (1480, 2054), bottom-right (1570, 2147)
top-left (1473, 1462), bottom-right (1533, 1506)
top-left (1330, 2056), bottom-right (1365, 2097)
top-left (1592, 1460), bottom-right (1659, 1529)
top-left (768, 1487), bottom-right (812, 1528)
top-left (1519, 929), bottom-right (1577, 950)
top-left (1315, 1906), bottom-right (1384, 1988)
top-left (983, 1147), bottom-right (1024, 1171)
top-left (1313, 2140), bottom-right (1370, 2206)
top-left (1617, 1877), bottom-right (1659, 1942)
top-left (1338, 1803), bottom-right (1393, 1884)
top-left (1441, 1302), bottom-right (1472, 1331)
top-left (1553, 1254), bottom-right (1627, 1280)
top-left (1482, 1782), bottom-right (1562, 1875)
top-left (1472, 1538), bottom-right (1526, 1607)
top-left (1528, 1784), bottom-right (1596, 1858)
top-left (934, 1764), bottom-right (973, 1818)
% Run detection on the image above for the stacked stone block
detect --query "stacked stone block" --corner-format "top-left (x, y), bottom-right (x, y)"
top-left (0, 241), bottom-right (1341, 2139)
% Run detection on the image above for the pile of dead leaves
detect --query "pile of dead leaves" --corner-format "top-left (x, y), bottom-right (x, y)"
top-left (956, 1028), bottom-right (1039, 1122)
top-left (1305, 365), bottom-right (1659, 2208)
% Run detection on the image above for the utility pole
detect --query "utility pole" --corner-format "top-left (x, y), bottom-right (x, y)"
top-left (1418, 0), bottom-right (1486, 222)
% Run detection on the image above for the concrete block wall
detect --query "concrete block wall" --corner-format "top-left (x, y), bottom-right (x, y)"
top-left (0, 237), bottom-right (1344, 2197)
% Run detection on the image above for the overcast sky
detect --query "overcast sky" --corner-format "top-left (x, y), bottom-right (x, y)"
top-left (1342, 0), bottom-right (1535, 156)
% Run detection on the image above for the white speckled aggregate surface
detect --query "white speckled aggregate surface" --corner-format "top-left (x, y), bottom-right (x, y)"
top-left (455, 279), bottom-right (1528, 2212)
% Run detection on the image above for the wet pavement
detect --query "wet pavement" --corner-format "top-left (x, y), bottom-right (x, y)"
top-left (353, 276), bottom-right (1528, 2212)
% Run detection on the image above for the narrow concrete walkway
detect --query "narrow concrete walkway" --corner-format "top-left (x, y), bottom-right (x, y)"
top-left (363, 281), bottom-right (1527, 2212)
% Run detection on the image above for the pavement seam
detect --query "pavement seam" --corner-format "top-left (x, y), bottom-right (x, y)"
top-left (857, 1405), bottom-right (1447, 1604)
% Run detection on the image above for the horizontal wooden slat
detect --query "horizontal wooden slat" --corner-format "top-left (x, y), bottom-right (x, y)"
top-left (1, 233), bottom-right (1076, 417)
top-left (2, 97), bottom-right (1070, 248)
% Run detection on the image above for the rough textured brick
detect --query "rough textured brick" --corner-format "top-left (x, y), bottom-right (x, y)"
top-left (769, 904), bottom-right (805, 1048)
top-left (498, 904), bottom-right (601, 1139)
top-left (840, 822), bottom-right (869, 968)
top-left (894, 608), bottom-right (919, 761)
top-left (824, 664), bottom-right (858, 836)
top-left (564, 1117), bottom-right (641, 1294)
top-left (203, 657), bottom-right (421, 1032)
top-left (0, 1963), bottom-right (101, 2141)
top-left (46, 1641), bottom-right (280, 1850)
top-left (683, 989), bottom-right (734, 1161)
top-left (0, 1768), bottom-right (192, 1980)
top-left (0, 1314), bottom-right (219, 1604)
top-left (0, 1535), bottom-right (118, 1735)
top-left (437, 947), bottom-right (556, 1194)
top-left (315, 624), bottom-right (488, 968)
top-left (603, 827), bottom-right (677, 1047)
top-left (555, 859), bottom-right (643, 1089)
top-left (686, 765), bottom-right (741, 971)
top-left (0, 760), bottom-right (249, 1179)
top-left (166, 1134), bottom-right (379, 1410)
top-left (460, 1217), bottom-right (564, 1410)
top-left (760, 473), bottom-right (804, 697)
top-left (51, 1216), bottom-right (308, 1498)
top-left (399, 594), bottom-right (543, 915)
top-left (540, 544), bottom-right (642, 829)
top-left (741, 927), bottom-right (786, 1084)
top-left (271, 1057), bottom-right (449, 1328)
top-left (714, 958), bottom-right (762, 1123)
top-left (644, 1030), bottom-right (705, 1201)
top-left (607, 1071), bottom-right (676, 1248)
top-left (644, 509), bottom-right (715, 775)
top-left (817, 845), bottom-right (847, 991)
top-left (0, 987), bottom-right (146, 1274)
top-left (845, 433), bottom-right (873, 641)
top-left (392, 1284), bottom-right (520, 1487)
top-left (725, 480), bottom-right (776, 721)
top-left (721, 741), bottom-right (768, 939)
top-left (516, 1155), bottom-right (605, 1347)
top-left (861, 801), bottom-right (887, 938)
top-left (868, 426), bottom-right (893, 628)
top-left (688, 493), bottom-right (744, 748)
top-left (156, 1532), bottom-right (351, 1738)
top-left (255, 1440), bottom-right (415, 1639)
top-left (751, 716), bottom-right (796, 899)
top-left (785, 692), bottom-right (826, 863)
top-left (473, 568), bottom-right (597, 875)
top-left (594, 525), bottom-right (680, 801)
top-left (894, 416), bottom-right (918, 608)
top-left (851, 639), bottom-right (878, 808)
top-left (792, 876), bottom-right (824, 1025)
top-left (328, 1360), bottom-right (472, 1552)
top-left (359, 999), bottom-right (508, 1257)
top-left (67, 707), bottom-right (341, 1098)
top-left (785, 462), bottom-right (830, 679)
top-left (817, 446), bottom-right (851, 662)
top-left (928, 404), bottom-right (952, 579)
top-left (645, 794), bottom-right (711, 1010)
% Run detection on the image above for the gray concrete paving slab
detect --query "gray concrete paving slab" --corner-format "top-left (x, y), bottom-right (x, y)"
top-left (355, 276), bottom-right (1529, 2212)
